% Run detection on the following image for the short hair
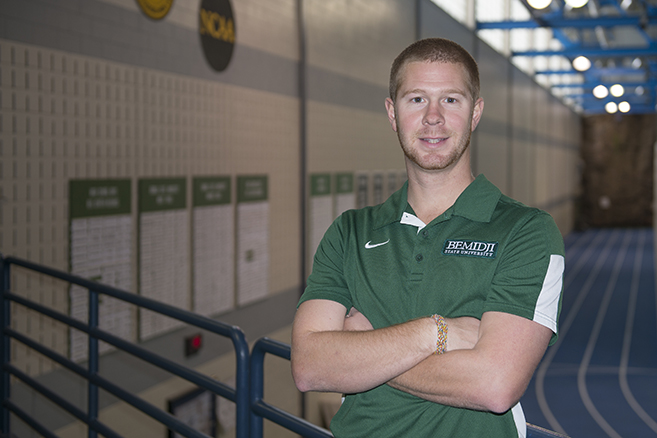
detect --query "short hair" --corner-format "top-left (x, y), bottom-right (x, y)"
top-left (389, 38), bottom-right (480, 103)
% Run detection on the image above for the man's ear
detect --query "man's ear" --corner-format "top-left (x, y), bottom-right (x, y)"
top-left (385, 97), bottom-right (398, 132)
top-left (471, 97), bottom-right (484, 132)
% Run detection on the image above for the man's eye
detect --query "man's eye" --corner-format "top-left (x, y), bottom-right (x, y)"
top-left (411, 97), bottom-right (423, 103)
top-left (446, 97), bottom-right (457, 103)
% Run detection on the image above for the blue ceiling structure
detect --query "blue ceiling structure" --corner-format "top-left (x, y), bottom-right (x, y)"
top-left (476, 0), bottom-right (657, 115)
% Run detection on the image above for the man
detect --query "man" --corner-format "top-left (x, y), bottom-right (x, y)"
top-left (291, 38), bottom-right (565, 438)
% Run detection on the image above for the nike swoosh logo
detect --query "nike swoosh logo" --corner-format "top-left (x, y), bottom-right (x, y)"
top-left (365, 239), bottom-right (390, 249)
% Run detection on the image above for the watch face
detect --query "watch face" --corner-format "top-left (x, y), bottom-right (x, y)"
top-left (136, 0), bottom-right (174, 20)
top-left (199, 0), bottom-right (236, 72)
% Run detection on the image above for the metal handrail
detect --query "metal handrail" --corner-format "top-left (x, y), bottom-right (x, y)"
top-left (0, 254), bottom-right (250, 438)
top-left (249, 337), bottom-right (333, 438)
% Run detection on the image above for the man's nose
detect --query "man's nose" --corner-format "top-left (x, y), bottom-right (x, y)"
top-left (423, 102), bottom-right (444, 125)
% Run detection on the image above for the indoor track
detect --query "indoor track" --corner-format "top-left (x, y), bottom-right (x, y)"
top-left (521, 228), bottom-right (657, 438)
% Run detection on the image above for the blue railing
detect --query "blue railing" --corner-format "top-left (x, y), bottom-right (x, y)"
top-left (250, 337), bottom-right (333, 438)
top-left (0, 254), bottom-right (568, 438)
top-left (0, 254), bottom-right (250, 438)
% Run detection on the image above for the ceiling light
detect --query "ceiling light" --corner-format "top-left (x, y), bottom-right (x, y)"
top-left (605, 102), bottom-right (618, 114)
top-left (618, 101), bottom-right (631, 113)
top-left (527, 0), bottom-right (552, 9)
top-left (572, 56), bottom-right (591, 71)
top-left (632, 58), bottom-right (642, 69)
top-left (565, 0), bottom-right (588, 8)
top-left (610, 84), bottom-right (625, 97)
top-left (621, 0), bottom-right (632, 10)
top-left (635, 86), bottom-right (645, 96)
top-left (593, 85), bottom-right (609, 99)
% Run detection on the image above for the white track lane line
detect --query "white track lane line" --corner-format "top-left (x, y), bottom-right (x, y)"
top-left (577, 230), bottom-right (632, 438)
top-left (619, 230), bottom-right (657, 433)
top-left (535, 229), bottom-right (618, 435)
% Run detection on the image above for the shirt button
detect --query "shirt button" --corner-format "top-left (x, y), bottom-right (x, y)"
top-left (422, 230), bottom-right (429, 238)
top-left (415, 254), bottom-right (423, 262)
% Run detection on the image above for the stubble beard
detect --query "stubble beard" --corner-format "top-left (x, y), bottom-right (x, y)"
top-left (398, 125), bottom-right (472, 172)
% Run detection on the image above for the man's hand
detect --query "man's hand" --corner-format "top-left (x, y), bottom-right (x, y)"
top-left (291, 300), bottom-right (437, 394)
top-left (343, 308), bottom-right (373, 331)
top-left (444, 316), bottom-right (480, 351)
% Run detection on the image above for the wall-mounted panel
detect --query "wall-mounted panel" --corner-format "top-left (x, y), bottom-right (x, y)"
top-left (138, 177), bottom-right (189, 340)
top-left (510, 67), bottom-right (536, 206)
top-left (474, 41), bottom-right (510, 193)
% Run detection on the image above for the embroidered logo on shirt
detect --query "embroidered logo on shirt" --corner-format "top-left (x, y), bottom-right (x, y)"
top-left (442, 240), bottom-right (498, 258)
top-left (365, 240), bottom-right (390, 249)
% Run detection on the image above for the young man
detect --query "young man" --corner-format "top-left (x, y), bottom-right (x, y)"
top-left (291, 38), bottom-right (565, 438)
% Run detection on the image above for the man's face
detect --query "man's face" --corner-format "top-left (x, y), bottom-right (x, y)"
top-left (385, 61), bottom-right (483, 173)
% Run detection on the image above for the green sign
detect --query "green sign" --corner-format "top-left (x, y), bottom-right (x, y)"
top-left (139, 178), bottom-right (187, 212)
top-left (335, 173), bottom-right (354, 194)
top-left (310, 174), bottom-right (331, 196)
top-left (237, 175), bottom-right (268, 203)
top-left (69, 179), bottom-right (131, 219)
top-left (193, 176), bottom-right (231, 206)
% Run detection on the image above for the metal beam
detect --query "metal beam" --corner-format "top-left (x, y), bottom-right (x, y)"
top-left (550, 79), bottom-right (657, 88)
top-left (477, 15), bottom-right (657, 29)
top-left (512, 45), bottom-right (657, 57)
top-left (534, 67), bottom-right (647, 75)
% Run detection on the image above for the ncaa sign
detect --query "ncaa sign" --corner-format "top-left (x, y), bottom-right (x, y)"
top-left (199, 0), bottom-right (236, 72)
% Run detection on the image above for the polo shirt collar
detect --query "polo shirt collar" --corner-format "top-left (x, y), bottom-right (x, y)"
top-left (372, 174), bottom-right (501, 230)
top-left (449, 174), bottom-right (501, 223)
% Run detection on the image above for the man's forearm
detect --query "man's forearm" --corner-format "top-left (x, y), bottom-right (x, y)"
top-left (387, 349), bottom-right (492, 411)
top-left (291, 302), bottom-right (437, 394)
top-left (386, 312), bottom-right (553, 414)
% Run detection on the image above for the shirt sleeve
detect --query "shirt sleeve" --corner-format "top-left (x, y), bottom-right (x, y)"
top-left (297, 213), bottom-right (354, 311)
top-left (483, 210), bottom-right (565, 345)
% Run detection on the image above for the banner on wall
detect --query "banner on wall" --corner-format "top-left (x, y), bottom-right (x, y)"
top-left (308, 174), bottom-right (333, 270)
top-left (192, 176), bottom-right (235, 317)
top-left (138, 177), bottom-right (189, 340)
top-left (199, 0), bottom-right (236, 72)
top-left (236, 175), bottom-right (269, 306)
top-left (136, 0), bottom-right (174, 20)
top-left (334, 173), bottom-right (355, 218)
top-left (68, 179), bottom-right (134, 362)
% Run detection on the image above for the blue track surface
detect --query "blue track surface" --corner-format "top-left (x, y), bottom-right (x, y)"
top-left (521, 228), bottom-right (657, 438)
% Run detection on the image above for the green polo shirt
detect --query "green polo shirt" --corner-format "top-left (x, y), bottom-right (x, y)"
top-left (299, 174), bottom-right (565, 438)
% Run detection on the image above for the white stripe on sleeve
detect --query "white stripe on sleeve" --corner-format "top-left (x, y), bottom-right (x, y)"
top-left (533, 254), bottom-right (565, 333)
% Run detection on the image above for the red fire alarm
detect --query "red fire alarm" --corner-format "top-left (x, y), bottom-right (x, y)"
top-left (185, 333), bottom-right (203, 357)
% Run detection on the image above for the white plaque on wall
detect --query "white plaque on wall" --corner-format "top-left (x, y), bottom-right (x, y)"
top-left (138, 178), bottom-right (189, 341)
top-left (192, 176), bottom-right (235, 317)
top-left (236, 176), bottom-right (269, 307)
top-left (68, 179), bottom-right (134, 362)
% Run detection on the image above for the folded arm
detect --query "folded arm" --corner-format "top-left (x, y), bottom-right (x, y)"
top-left (388, 311), bottom-right (552, 413)
top-left (290, 299), bottom-right (437, 394)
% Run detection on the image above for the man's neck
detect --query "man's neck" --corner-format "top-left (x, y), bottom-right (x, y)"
top-left (406, 162), bottom-right (475, 225)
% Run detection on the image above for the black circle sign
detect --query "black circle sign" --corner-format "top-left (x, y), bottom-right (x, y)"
top-left (199, 0), bottom-right (236, 72)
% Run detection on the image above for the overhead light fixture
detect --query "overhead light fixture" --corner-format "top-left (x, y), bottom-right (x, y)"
top-left (593, 85), bottom-right (609, 99)
top-left (610, 84), bottom-right (625, 97)
top-left (621, 0), bottom-right (632, 10)
top-left (565, 0), bottom-right (588, 7)
top-left (605, 102), bottom-right (618, 114)
top-left (618, 101), bottom-right (631, 113)
top-left (635, 86), bottom-right (645, 96)
top-left (527, 0), bottom-right (552, 9)
top-left (632, 58), bottom-right (642, 69)
top-left (572, 56), bottom-right (591, 71)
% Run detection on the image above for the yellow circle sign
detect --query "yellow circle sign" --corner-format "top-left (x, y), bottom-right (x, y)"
top-left (136, 0), bottom-right (174, 20)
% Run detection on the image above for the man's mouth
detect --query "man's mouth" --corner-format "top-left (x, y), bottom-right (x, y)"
top-left (421, 137), bottom-right (448, 144)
